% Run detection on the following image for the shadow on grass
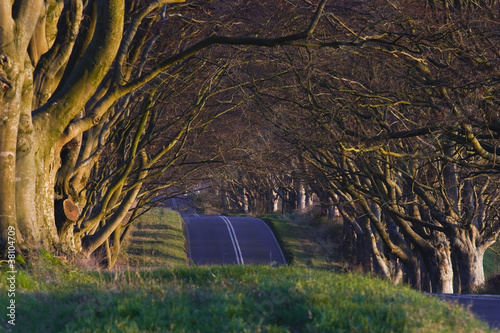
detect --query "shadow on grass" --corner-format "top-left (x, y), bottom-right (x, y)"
top-left (1, 266), bottom-right (494, 333)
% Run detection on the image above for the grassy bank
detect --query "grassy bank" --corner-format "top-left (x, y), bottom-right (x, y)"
top-left (264, 213), bottom-right (500, 292)
top-left (261, 213), bottom-right (347, 270)
top-left (118, 207), bottom-right (188, 269)
top-left (0, 208), bottom-right (496, 332)
top-left (484, 241), bottom-right (500, 279)
top-left (483, 241), bottom-right (500, 294)
top-left (0, 256), bottom-right (494, 332)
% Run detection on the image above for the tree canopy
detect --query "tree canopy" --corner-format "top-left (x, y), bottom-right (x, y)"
top-left (0, 0), bottom-right (499, 293)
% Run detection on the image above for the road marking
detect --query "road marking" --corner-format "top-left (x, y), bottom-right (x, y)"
top-left (193, 213), bottom-right (199, 217)
top-left (257, 218), bottom-right (287, 265)
top-left (171, 198), bottom-right (178, 210)
top-left (220, 216), bottom-right (244, 265)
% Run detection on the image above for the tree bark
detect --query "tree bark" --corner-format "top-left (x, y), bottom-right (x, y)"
top-left (450, 228), bottom-right (492, 293)
top-left (422, 243), bottom-right (454, 293)
top-left (55, 197), bottom-right (81, 253)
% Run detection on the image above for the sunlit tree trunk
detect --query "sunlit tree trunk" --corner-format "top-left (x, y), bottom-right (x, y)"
top-left (296, 183), bottom-right (306, 212)
top-left (450, 227), bottom-right (494, 293)
top-left (0, 0), bottom-right (124, 255)
top-left (0, 1), bottom-right (44, 251)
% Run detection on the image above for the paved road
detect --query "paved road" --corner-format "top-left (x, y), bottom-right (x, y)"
top-left (435, 294), bottom-right (500, 331)
top-left (166, 197), bottom-right (286, 266)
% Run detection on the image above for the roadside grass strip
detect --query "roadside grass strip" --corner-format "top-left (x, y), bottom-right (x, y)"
top-left (0, 263), bottom-right (494, 332)
top-left (260, 213), bottom-right (346, 270)
top-left (120, 207), bottom-right (188, 269)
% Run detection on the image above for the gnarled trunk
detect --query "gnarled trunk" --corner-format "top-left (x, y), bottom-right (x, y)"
top-left (450, 228), bottom-right (492, 293)
top-left (423, 244), bottom-right (454, 293)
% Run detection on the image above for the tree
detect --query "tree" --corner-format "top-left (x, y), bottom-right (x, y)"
top-left (237, 0), bottom-right (500, 292)
top-left (0, 0), bottom-right (339, 260)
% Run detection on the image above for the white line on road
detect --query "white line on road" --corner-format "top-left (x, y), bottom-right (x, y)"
top-left (220, 216), bottom-right (244, 265)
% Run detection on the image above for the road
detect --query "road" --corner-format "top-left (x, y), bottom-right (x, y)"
top-left (166, 197), bottom-right (286, 266)
top-left (435, 294), bottom-right (500, 331)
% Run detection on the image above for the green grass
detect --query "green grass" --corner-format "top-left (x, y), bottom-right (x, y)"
top-left (119, 207), bottom-right (188, 269)
top-left (264, 213), bottom-right (500, 293)
top-left (261, 213), bottom-right (347, 270)
top-left (484, 241), bottom-right (500, 279)
top-left (483, 241), bottom-right (500, 294)
top-left (0, 209), bottom-right (496, 332)
top-left (0, 259), bottom-right (494, 333)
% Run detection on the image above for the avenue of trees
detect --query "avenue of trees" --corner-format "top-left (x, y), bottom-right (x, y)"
top-left (0, 0), bottom-right (330, 266)
top-left (1, 0), bottom-right (499, 293)
top-left (198, 0), bottom-right (500, 293)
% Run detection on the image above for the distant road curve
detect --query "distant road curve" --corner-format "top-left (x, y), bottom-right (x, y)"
top-left (183, 214), bottom-right (286, 266)
top-left (164, 197), bottom-right (286, 266)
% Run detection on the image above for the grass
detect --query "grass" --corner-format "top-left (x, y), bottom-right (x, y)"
top-left (483, 241), bottom-right (500, 294)
top-left (118, 207), bottom-right (188, 269)
top-left (264, 212), bottom-right (500, 293)
top-left (484, 241), bottom-right (500, 279)
top-left (0, 257), bottom-right (495, 333)
top-left (260, 213), bottom-right (347, 270)
top-left (0, 208), bottom-right (497, 332)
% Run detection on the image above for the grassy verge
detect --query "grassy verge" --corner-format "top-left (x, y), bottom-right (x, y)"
top-left (264, 213), bottom-right (500, 293)
top-left (260, 213), bottom-right (347, 270)
top-left (484, 241), bottom-right (500, 279)
top-left (118, 207), bottom-right (188, 269)
top-left (0, 257), bottom-right (494, 333)
top-left (483, 241), bottom-right (500, 294)
top-left (0, 209), bottom-right (496, 332)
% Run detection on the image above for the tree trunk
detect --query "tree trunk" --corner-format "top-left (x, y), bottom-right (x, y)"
top-left (366, 223), bottom-right (392, 280)
top-left (405, 254), bottom-right (422, 291)
top-left (105, 227), bottom-right (121, 269)
top-left (296, 183), bottom-right (306, 212)
top-left (15, 129), bottom-right (39, 248)
top-left (0, 59), bottom-right (23, 253)
top-left (242, 187), bottom-right (249, 213)
top-left (55, 197), bottom-right (81, 253)
top-left (36, 147), bottom-right (64, 248)
top-left (423, 244), bottom-right (454, 293)
top-left (450, 228), bottom-right (491, 293)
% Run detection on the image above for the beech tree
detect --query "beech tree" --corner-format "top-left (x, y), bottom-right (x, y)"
top-left (0, 0), bottom-right (345, 260)
top-left (2, 0), bottom-right (498, 293)
top-left (239, 0), bottom-right (500, 292)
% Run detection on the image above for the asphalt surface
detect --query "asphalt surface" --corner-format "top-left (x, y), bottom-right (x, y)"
top-left (435, 294), bottom-right (500, 331)
top-left (165, 197), bottom-right (286, 266)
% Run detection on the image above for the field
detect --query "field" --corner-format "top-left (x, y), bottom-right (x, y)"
top-left (484, 242), bottom-right (500, 280)
top-left (260, 212), bottom-right (352, 270)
